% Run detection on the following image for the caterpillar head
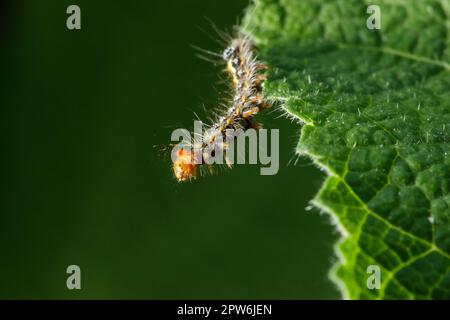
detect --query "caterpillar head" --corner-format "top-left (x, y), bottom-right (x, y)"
top-left (173, 148), bottom-right (197, 182)
top-left (223, 46), bottom-right (236, 61)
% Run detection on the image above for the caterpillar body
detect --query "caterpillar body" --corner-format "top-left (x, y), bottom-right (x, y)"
top-left (173, 31), bottom-right (269, 182)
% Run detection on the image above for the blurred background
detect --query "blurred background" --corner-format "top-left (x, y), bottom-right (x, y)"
top-left (0, 0), bottom-right (339, 299)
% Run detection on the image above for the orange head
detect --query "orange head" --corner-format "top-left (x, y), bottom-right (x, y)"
top-left (173, 148), bottom-right (197, 182)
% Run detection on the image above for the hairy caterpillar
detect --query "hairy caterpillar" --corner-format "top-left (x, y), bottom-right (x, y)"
top-left (172, 31), bottom-right (269, 182)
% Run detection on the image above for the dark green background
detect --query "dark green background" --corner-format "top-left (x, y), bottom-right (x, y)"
top-left (0, 0), bottom-right (338, 299)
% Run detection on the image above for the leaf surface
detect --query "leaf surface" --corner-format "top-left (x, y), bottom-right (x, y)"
top-left (244, 0), bottom-right (450, 299)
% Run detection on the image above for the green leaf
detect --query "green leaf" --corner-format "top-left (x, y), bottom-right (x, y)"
top-left (243, 0), bottom-right (450, 299)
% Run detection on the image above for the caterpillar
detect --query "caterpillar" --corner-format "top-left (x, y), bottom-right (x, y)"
top-left (172, 31), bottom-right (269, 182)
